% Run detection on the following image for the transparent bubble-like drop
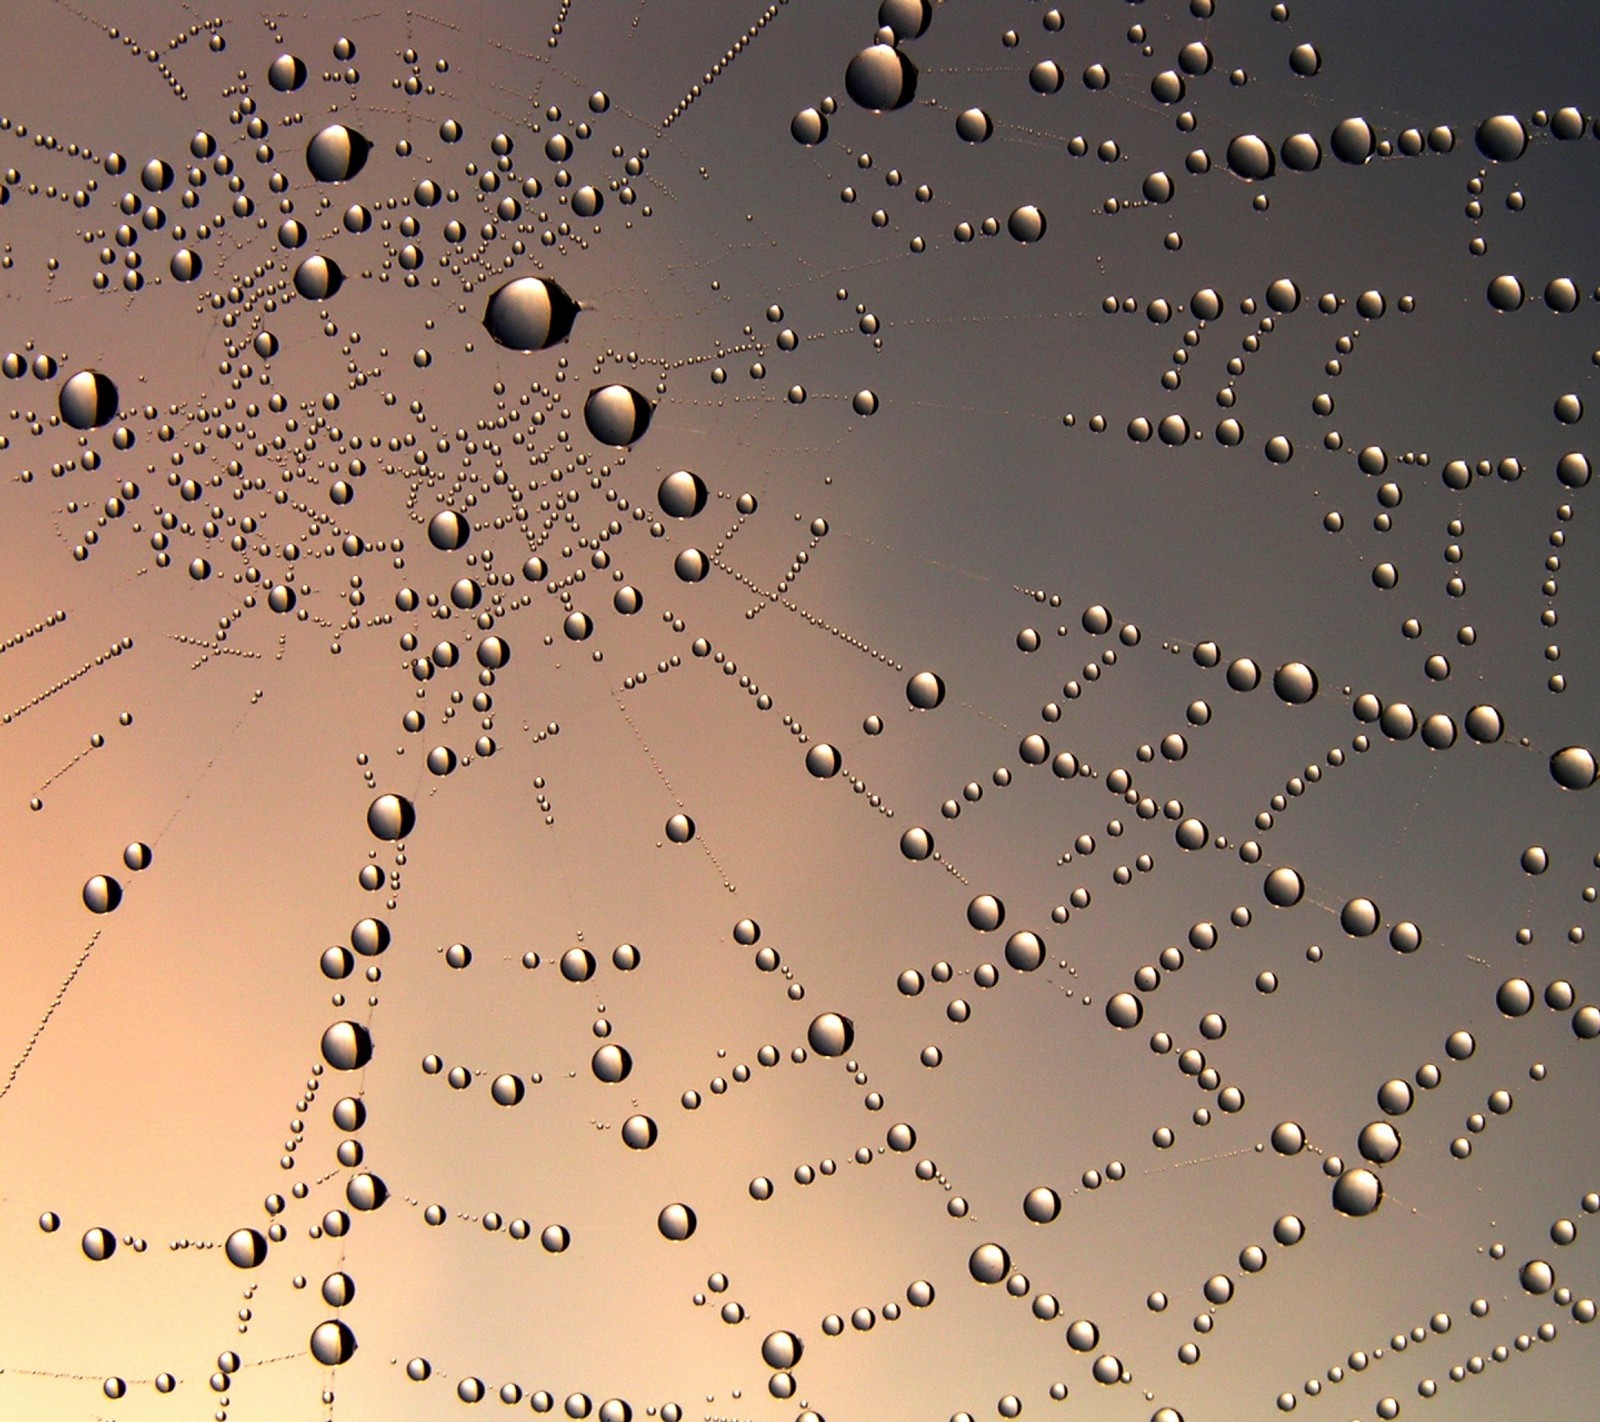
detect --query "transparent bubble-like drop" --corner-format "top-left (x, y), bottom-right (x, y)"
top-left (956, 108), bottom-right (993, 143)
top-left (81, 1227), bottom-right (116, 1261)
top-left (483, 277), bottom-right (579, 351)
top-left (584, 385), bottom-right (653, 446)
top-left (761, 1330), bottom-right (804, 1369)
top-left (805, 744), bottom-right (842, 778)
top-left (366, 793), bottom-right (415, 840)
top-left (967, 894), bottom-right (1004, 930)
top-left (1007, 206), bottom-right (1046, 242)
top-left (879, 0), bottom-right (931, 41)
top-left (1272, 662), bottom-right (1318, 704)
top-left (791, 108), bottom-right (828, 145)
top-left (1024, 1187), bottom-right (1060, 1223)
top-left (82, 875), bottom-right (122, 914)
top-left (657, 1203), bottom-right (697, 1241)
top-left (1004, 931), bottom-right (1045, 971)
top-left (59, 370), bottom-right (118, 430)
top-left (224, 1228), bottom-right (268, 1268)
top-left (622, 1114), bottom-right (658, 1149)
top-left (1550, 746), bottom-right (1597, 790)
top-left (1520, 1259), bottom-right (1555, 1294)
top-left (592, 1044), bottom-right (632, 1083)
top-left (659, 470), bottom-right (708, 518)
top-left (906, 671), bottom-right (945, 709)
top-left (969, 1243), bottom-right (1010, 1283)
top-left (268, 53), bottom-right (307, 91)
top-left (845, 44), bottom-right (917, 112)
top-left (1331, 1167), bottom-right (1383, 1216)
top-left (305, 124), bottom-right (371, 182)
top-left (1357, 1121), bottom-right (1402, 1163)
top-left (309, 1320), bottom-right (357, 1366)
top-left (427, 509), bottom-right (470, 551)
top-left (491, 1074), bottom-right (525, 1106)
top-left (293, 255), bottom-right (343, 300)
top-left (1339, 898), bottom-right (1380, 937)
top-left (1271, 1121), bottom-right (1305, 1155)
top-left (1106, 992), bottom-right (1143, 1028)
top-left (1476, 114), bottom-right (1529, 161)
top-left (807, 1012), bottom-right (854, 1056)
top-left (320, 1021), bottom-right (372, 1071)
top-left (1226, 134), bottom-right (1276, 180)
top-left (1263, 867), bottom-right (1304, 907)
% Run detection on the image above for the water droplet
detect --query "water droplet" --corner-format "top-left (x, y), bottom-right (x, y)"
top-left (483, 277), bottom-right (579, 351)
top-left (366, 794), bottom-right (415, 840)
top-left (305, 124), bottom-right (371, 182)
top-left (1551, 746), bottom-right (1597, 790)
top-left (657, 1203), bottom-right (697, 1240)
top-left (1331, 1167), bottom-right (1383, 1216)
top-left (82, 875), bottom-right (122, 913)
top-left (969, 1243), bottom-right (1010, 1283)
top-left (845, 44), bottom-right (917, 112)
top-left (584, 385), bottom-right (652, 446)
top-left (59, 370), bottom-right (118, 430)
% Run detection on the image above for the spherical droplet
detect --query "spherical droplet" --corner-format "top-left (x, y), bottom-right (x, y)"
top-left (224, 1228), bottom-right (268, 1268)
top-left (584, 385), bottom-right (652, 446)
top-left (491, 1074), bottom-right (525, 1106)
top-left (1271, 1121), bottom-right (1305, 1155)
top-left (268, 53), bottom-right (307, 92)
top-left (1007, 205), bottom-right (1046, 242)
top-left (805, 744), bottom-right (841, 778)
top-left (665, 813), bottom-right (695, 843)
top-left (845, 44), bottom-right (917, 112)
top-left (1476, 114), bottom-right (1529, 162)
top-left (1357, 1121), bottom-right (1402, 1163)
top-left (592, 1044), bottom-right (633, 1083)
top-left (761, 1330), bottom-right (804, 1369)
top-left (791, 108), bottom-right (828, 145)
top-left (1226, 134), bottom-right (1276, 180)
top-left (82, 875), bottom-right (122, 914)
top-left (969, 1243), bottom-right (1010, 1283)
top-left (622, 1114), bottom-right (658, 1149)
top-left (1331, 1167), bottom-right (1383, 1217)
top-left (956, 108), bottom-right (993, 143)
top-left (1551, 746), bottom-right (1597, 790)
top-left (1487, 274), bottom-right (1526, 312)
top-left (1520, 1259), bottom-right (1555, 1294)
top-left (320, 1021), bottom-right (372, 1071)
top-left (1024, 1187), bottom-right (1060, 1223)
top-left (1264, 867), bottom-right (1304, 907)
top-left (907, 671), bottom-right (946, 709)
top-left (658, 1203), bottom-right (697, 1240)
top-left (1340, 898), bottom-right (1380, 937)
top-left (366, 794), bottom-right (415, 840)
top-left (306, 124), bottom-right (370, 182)
top-left (293, 255), bottom-right (344, 300)
top-left (309, 1320), bottom-right (357, 1366)
top-left (967, 894), bottom-right (1004, 930)
top-left (659, 470), bottom-right (708, 518)
top-left (1106, 992), bottom-right (1143, 1028)
top-left (807, 1012), bottom-right (854, 1056)
top-left (1004, 931), bottom-right (1045, 972)
top-left (59, 370), bottom-right (118, 430)
top-left (483, 277), bottom-right (579, 351)
top-left (81, 1227), bottom-right (116, 1261)
top-left (1272, 662), bottom-right (1318, 704)
top-left (427, 510), bottom-right (470, 551)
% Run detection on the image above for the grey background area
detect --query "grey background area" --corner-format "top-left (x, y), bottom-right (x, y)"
top-left (0, 3), bottom-right (1597, 1420)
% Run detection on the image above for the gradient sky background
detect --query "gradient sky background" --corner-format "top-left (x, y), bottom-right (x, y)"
top-left (1, 3), bottom-right (1598, 1421)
